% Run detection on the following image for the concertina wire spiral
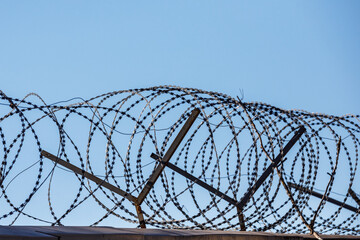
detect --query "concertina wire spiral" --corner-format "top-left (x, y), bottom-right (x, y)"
top-left (0, 86), bottom-right (359, 235)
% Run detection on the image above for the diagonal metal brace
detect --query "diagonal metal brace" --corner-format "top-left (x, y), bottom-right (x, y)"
top-left (137, 108), bottom-right (200, 205)
top-left (41, 150), bottom-right (147, 228)
top-left (349, 188), bottom-right (360, 208)
top-left (151, 126), bottom-right (305, 230)
top-left (151, 153), bottom-right (247, 230)
top-left (236, 126), bottom-right (306, 213)
top-left (151, 153), bottom-right (239, 206)
top-left (41, 150), bottom-right (137, 203)
top-left (290, 183), bottom-right (359, 213)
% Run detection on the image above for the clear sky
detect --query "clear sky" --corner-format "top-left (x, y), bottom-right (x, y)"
top-left (1, 1), bottom-right (359, 116)
top-left (1, 1), bottom-right (360, 229)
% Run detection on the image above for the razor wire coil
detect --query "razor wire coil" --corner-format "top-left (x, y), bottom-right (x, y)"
top-left (0, 86), bottom-right (359, 235)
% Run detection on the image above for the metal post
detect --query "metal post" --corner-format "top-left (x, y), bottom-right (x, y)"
top-left (135, 204), bottom-right (146, 228)
top-left (137, 108), bottom-right (200, 204)
top-left (237, 207), bottom-right (246, 231)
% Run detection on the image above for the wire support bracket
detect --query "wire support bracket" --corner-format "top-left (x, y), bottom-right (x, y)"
top-left (236, 126), bottom-right (306, 213)
top-left (40, 150), bottom-right (147, 227)
top-left (137, 108), bottom-right (200, 205)
top-left (151, 153), bottom-right (247, 230)
top-left (289, 183), bottom-right (359, 213)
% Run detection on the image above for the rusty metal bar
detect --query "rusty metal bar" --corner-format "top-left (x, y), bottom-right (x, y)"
top-left (41, 150), bottom-right (138, 203)
top-left (151, 153), bottom-right (247, 230)
top-left (135, 204), bottom-right (146, 228)
top-left (41, 150), bottom-right (146, 228)
top-left (237, 207), bottom-right (246, 231)
top-left (349, 188), bottom-right (360, 207)
top-left (151, 153), bottom-right (238, 206)
top-left (289, 183), bottom-right (359, 213)
top-left (41, 150), bottom-right (149, 227)
top-left (137, 108), bottom-right (200, 204)
top-left (236, 126), bottom-right (306, 212)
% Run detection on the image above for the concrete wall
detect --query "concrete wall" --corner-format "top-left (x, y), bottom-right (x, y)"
top-left (0, 227), bottom-right (359, 240)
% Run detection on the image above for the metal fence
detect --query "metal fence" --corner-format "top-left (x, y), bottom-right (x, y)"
top-left (0, 86), bottom-right (359, 237)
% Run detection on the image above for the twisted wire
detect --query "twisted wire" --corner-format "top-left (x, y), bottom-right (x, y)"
top-left (0, 86), bottom-right (359, 235)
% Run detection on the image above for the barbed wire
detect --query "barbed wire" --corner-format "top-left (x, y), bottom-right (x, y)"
top-left (0, 86), bottom-right (359, 236)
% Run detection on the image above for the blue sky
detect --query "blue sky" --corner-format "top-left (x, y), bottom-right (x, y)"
top-left (1, 1), bottom-right (360, 228)
top-left (1, 1), bottom-right (359, 115)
